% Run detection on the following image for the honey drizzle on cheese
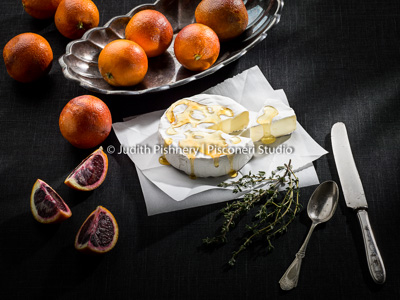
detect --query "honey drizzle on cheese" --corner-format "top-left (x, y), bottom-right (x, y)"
top-left (159, 138), bottom-right (172, 165)
top-left (189, 158), bottom-right (196, 180)
top-left (213, 157), bottom-right (219, 168)
top-left (227, 154), bottom-right (238, 178)
top-left (165, 99), bottom-right (234, 130)
top-left (166, 127), bottom-right (177, 135)
top-left (257, 106), bottom-right (279, 144)
top-left (179, 131), bottom-right (228, 178)
top-left (179, 131), bottom-right (227, 158)
top-left (163, 99), bottom-right (240, 178)
top-left (230, 137), bottom-right (241, 144)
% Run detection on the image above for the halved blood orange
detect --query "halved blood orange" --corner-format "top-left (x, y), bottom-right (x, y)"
top-left (30, 179), bottom-right (72, 223)
top-left (64, 147), bottom-right (108, 191)
top-left (75, 206), bottom-right (119, 254)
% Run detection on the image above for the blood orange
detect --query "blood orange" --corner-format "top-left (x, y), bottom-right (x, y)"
top-left (55, 0), bottom-right (99, 39)
top-left (3, 33), bottom-right (53, 83)
top-left (59, 95), bottom-right (112, 149)
top-left (75, 206), bottom-right (119, 254)
top-left (125, 9), bottom-right (173, 58)
top-left (195, 0), bottom-right (249, 41)
top-left (98, 39), bottom-right (148, 87)
top-left (64, 147), bottom-right (108, 191)
top-left (22, 0), bottom-right (62, 19)
top-left (30, 179), bottom-right (72, 224)
top-left (174, 23), bottom-right (220, 71)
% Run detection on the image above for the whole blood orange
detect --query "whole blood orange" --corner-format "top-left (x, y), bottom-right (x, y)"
top-left (55, 0), bottom-right (99, 39)
top-left (65, 147), bottom-right (108, 191)
top-left (59, 95), bottom-right (112, 149)
top-left (125, 9), bottom-right (173, 58)
top-left (75, 206), bottom-right (119, 254)
top-left (98, 39), bottom-right (148, 86)
top-left (174, 23), bottom-right (220, 72)
top-left (30, 179), bottom-right (72, 224)
top-left (3, 33), bottom-right (53, 83)
top-left (195, 0), bottom-right (249, 41)
top-left (22, 0), bottom-right (62, 19)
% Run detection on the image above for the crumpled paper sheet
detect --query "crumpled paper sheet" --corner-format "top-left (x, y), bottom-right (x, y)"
top-left (113, 66), bottom-right (327, 215)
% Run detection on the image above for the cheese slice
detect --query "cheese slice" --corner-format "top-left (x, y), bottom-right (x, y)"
top-left (241, 98), bottom-right (297, 144)
top-left (158, 94), bottom-right (254, 178)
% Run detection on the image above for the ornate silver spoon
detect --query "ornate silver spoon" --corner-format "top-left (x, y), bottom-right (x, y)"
top-left (279, 180), bottom-right (339, 290)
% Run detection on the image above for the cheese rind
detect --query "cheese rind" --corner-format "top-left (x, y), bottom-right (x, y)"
top-left (159, 94), bottom-right (254, 178)
top-left (164, 129), bottom-right (254, 177)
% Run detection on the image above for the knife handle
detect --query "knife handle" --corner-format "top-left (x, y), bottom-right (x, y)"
top-left (356, 209), bottom-right (386, 284)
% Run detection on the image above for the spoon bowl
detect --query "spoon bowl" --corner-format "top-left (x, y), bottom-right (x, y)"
top-left (307, 181), bottom-right (339, 223)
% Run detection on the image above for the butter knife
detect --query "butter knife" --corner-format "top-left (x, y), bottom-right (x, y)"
top-left (331, 122), bottom-right (386, 284)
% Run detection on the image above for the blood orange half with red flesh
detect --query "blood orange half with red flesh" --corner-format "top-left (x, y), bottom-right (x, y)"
top-left (75, 206), bottom-right (119, 254)
top-left (30, 179), bottom-right (72, 223)
top-left (65, 147), bottom-right (108, 191)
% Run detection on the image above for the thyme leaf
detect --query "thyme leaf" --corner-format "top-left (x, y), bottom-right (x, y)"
top-left (203, 160), bottom-right (301, 266)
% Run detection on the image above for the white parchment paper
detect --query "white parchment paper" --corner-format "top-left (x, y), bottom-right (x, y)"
top-left (113, 66), bottom-right (327, 215)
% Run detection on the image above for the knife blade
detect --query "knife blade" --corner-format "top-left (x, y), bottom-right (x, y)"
top-left (331, 122), bottom-right (386, 284)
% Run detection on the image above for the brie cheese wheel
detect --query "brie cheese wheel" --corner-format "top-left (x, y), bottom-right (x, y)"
top-left (158, 94), bottom-right (254, 178)
top-left (241, 98), bottom-right (297, 144)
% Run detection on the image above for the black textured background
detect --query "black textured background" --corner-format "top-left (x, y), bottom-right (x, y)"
top-left (1, 0), bottom-right (400, 299)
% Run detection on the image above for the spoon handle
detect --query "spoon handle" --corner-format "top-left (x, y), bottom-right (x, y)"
top-left (279, 223), bottom-right (317, 290)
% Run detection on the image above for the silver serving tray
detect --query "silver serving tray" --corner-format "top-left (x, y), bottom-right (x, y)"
top-left (59, 0), bottom-right (283, 95)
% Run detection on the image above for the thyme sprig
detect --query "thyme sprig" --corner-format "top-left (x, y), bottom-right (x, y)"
top-left (203, 160), bottom-right (301, 266)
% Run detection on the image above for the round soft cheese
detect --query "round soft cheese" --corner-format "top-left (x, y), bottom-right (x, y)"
top-left (158, 94), bottom-right (254, 178)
